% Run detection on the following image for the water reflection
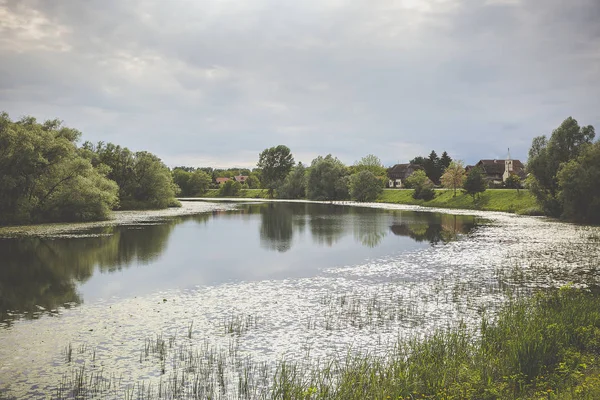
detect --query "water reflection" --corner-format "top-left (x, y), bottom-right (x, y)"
top-left (0, 203), bottom-right (478, 325)
top-left (0, 221), bottom-right (177, 325)
top-left (390, 213), bottom-right (477, 245)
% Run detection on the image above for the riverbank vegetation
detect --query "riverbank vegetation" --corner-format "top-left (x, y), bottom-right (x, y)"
top-left (46, 287), bottom-right (600, 399)
top-left (0, 113), bottom-right (179, 225)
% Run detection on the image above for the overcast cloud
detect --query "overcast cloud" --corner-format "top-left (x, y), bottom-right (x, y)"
top-left (1, 0), bottom-right (598, 168)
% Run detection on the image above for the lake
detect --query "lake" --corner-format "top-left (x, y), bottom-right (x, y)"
top-left (0, 201), bottom-right (598, 399)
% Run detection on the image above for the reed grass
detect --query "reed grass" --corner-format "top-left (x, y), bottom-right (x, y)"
top-left (47, 287), bottom-right (600, 399)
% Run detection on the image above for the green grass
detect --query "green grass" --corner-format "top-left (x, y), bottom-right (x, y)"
top-left (378, 189), bottom-right (541, 215)
top-left (49, 287), bottom-right (600, 399)
top-left (185, 189), bottom-right (541, 215)
top-left (201, 188), bottom-right (269, 198)
top-left (273, 287), bottom-right (600, 400)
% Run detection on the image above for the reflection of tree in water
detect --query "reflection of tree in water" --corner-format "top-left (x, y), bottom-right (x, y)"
top-left (308, 204), bottom-right (347, 247)
top-left (259, 203), bottom-right (294, 252)
top-left (0, 220), bottom-right (178, 325)
top-left (351, 210), bottom-right (388, 248)
top-left (390, 213), bottom-right (477, 245)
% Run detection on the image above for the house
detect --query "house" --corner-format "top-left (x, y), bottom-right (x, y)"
top-left (387, 163), bottom-right (423, 188)
top-left (216, 177), bottom-right (231, 184)
top-left (234, 175), bottom-right (248, 184)
top-left (467, 152), bottom-right (526, 185)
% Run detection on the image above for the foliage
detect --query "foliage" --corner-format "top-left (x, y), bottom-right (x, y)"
top-left (0, 113), bottom-right (118, 225)
top-left (306, 155), bottom-right (350, 201)
top-left (504, 173), bottom-right (522, 190)
top-left (84, 142), bottom-right (179, 209)
top-left (557, 141), bottom-right (600, 224)
top-left (218, 180), bottom-right (242, 196)
top-left (352, 154), bottom-right (386, 177)
top-left (440, 161), bottom-right (466, 197)
top-left (409, 156), bottom-right (427, 167)
top-left (405, 170), bottom-right (435, 200)
top-left (463, 167), bottom-right (487, 200)
top-left (527, 117), bottom-right (595, 217)
top-left (257, 145), bottom-right (294, 198)
top-left (278, 162), bottom-right (307, 199)
top-left (349, 170), bottom-right (384, 202)
top-left (439, 151), bottom-right (452, 172)
top-left (424, 150), bottom-right (441, 184)
top-left (188, 169), bottom-right (212, 196)
top-left (245, 173), bottom-right (261, 189)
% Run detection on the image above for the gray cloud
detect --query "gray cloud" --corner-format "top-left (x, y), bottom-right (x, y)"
top-left (0, 0), bottom-right (598, 167)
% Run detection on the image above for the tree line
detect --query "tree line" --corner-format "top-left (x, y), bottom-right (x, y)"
top-left (0, 113), bottom-right (179, 225)
top-left (1, 112), bottom-right (597, 225)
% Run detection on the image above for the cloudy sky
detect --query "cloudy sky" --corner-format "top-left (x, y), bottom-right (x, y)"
top-left (1, 0), bottom-right (598, 168)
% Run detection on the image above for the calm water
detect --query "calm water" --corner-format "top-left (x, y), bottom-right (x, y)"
top-left (0, 201), bottom-right (598, 399)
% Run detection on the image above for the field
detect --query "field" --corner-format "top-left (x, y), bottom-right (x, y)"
top-left (378, 189), bottom-right (541, 215)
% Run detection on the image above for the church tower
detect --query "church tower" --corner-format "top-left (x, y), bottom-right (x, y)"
top-left (503, 148), bottom-right (513, 182)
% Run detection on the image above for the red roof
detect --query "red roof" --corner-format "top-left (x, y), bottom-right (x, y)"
top-left (216, 177), bottom-right (230, 184)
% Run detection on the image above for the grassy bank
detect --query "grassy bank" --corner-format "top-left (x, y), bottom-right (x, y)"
top-left (378, 189), bottom-right (541, 215)
top-left (194, 188), bottom-right (540, 215)
top-left (48, 288), bottom-right (600, 399)
top-left (202, 188), bottom-right (269, 198)
top-left (274, 287), bottom-right (600, 399)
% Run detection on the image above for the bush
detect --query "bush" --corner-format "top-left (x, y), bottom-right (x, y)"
top-left (218, 180), bottom-right (242, 196)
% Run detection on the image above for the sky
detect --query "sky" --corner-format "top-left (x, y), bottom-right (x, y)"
top-left (1, 0), bottom-right (599, 168)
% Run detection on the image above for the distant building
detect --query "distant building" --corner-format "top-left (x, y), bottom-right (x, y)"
top-left (216, 177), bottom-right (231, 184)
top-left (387, 163), bottom-right (423, 188)
top-left (466, 150), bottom-right (526, 185)
top-left (234, 175), bottom-right (248, 184)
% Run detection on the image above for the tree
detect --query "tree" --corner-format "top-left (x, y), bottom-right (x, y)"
top-left (463, 167), bottom-right (487, 200)
top-left (504, 174), bottom-right (522, 192)
top-left (278, 162), bottom-right (307, 199)
top-left (405, 170), bottom-right (435, 200)
top-left (424, 150), bottom-right (441, 185)
top-left (306, 155), bottom-right (350, 201)
top-left (245, 173), bottom-right (261, 189)
top-left (257, 145), bottom-right (294, 198)
top-left (85, 142), bottom-right (179, 209)
top-left (353, 154), bottom-right (386, 176)
top-left (349, 170), bottom-right (384, 202)
top-left (439, 151), bottom-right (452, 171)
top-left (440, 161), bottom-right (466, 197)
top-left (219, 180), bottom-right (242, 196)
top-left (0, 113), bottom-right (118, 225)
top-left (188, 169), bottom-right (212, 196)
top-left (172, 168), bottom-right (193, 196)
top-left (409, 156), bottom-right (427, 167)
top-left (557, 141), bottom-right (600, 224)
top-left (527, 117), bottom-right (595, 217)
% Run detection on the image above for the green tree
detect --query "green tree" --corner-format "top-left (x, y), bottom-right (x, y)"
top-left (306, 155), bottom-right (350, 201)
top-left (440, 161), bottom-right (466, 197)
top-left (278, 162), bottom-right (307, 199)
top-left (352, 154), bottom-right (386, 176)
top-left (504, 174), bottom-right (522, 192)
top-left (424, 150), bottom-right (441, 184)
top-left (0, 113), bottom-right (118, 225)
top-left (463, 167), bottom-right (487, 200)
top-left (188, 169), bottom-right (212, 196)
top-left (557, 141), bottom-right (600, 224)
top-left (219, 180), bottom-right (242, 196)
top-left (257, 145), bottom-right (294, 198)
top-left (405, 170), bottom-right (435, 200)
top-left (85, 142), bottom-right (179, 209)
top-left (245, 173), bottom-right (261, 189)
top-left (349, 170), bottom-right (384, 202)
top-left (409, 156), bottom-right (427, 167)
top-left (439, 151), bottom-right (452, 171)
top-left (527, 117), bottom-right (595, 217)
top-left (172, 168), bottom-right (193, 196)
